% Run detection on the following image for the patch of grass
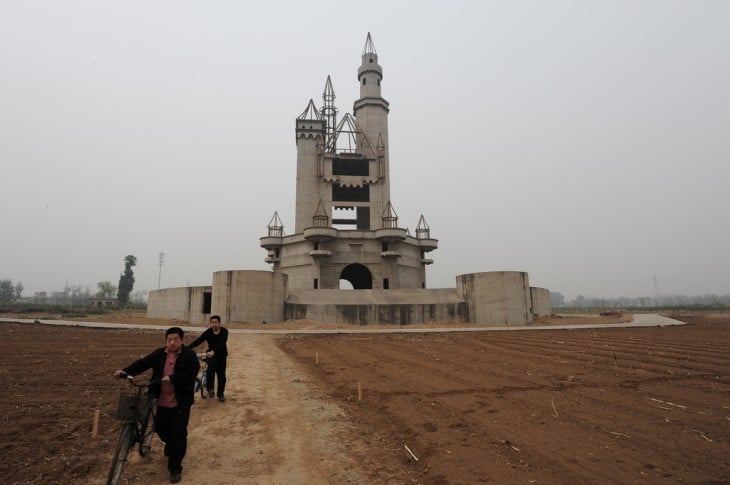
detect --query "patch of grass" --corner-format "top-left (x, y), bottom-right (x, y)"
top-left (62, 313), bottom-right (88, 319)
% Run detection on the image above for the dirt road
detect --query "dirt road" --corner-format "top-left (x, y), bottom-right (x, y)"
top-left (90, 334), bottom-right (368, 484)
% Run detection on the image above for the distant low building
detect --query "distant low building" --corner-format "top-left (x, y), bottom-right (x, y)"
top-left (87, 297), bottom-right (119, 308)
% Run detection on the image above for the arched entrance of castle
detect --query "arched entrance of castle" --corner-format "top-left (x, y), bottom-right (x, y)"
top-left (339, 263), bottom-right (372, 289)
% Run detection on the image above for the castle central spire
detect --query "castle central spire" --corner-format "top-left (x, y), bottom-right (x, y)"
top-left (321, 75), bottom-right (338, 154)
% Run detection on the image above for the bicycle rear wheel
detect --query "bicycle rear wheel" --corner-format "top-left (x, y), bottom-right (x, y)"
top-left (138, 398), bottom-right (157, 456)
top-left (107, 423), bottom-right (134, 485)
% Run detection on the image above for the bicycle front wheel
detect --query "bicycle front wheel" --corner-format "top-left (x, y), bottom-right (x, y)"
top-left (199, 371), bottom-right (207, 399)
top-left (107, 423), bottom-right (134, 485)
top-left (138, 399), bottom-right (157, 456)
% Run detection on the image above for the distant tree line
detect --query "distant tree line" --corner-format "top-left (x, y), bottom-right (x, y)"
top-left (27, 284), bottom-right (146, 306)
top-left (551, 291), bottom-right (730, 309)
top-left (0, 279), bottom-right (23, 303)
top-left (3, 254), bottom-right (143, 309)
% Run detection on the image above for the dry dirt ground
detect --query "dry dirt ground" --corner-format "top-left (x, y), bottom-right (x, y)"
top-left (0, 312), bottom-right (728, 484)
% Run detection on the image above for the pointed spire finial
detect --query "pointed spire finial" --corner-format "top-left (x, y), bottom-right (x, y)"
top-left (267, 212), bottom-right (284, 237)
top-left (363, 32), bottom-right (377, 55)
top-left (313, 200), bottom-right (329, 227)
top-left (297, 99), bottom-right (322, 120)
top-left (323, 75), bottom-right (335, 98)
top-left (416, 215), bottom-right (431, 239)
top-left (382, 201), bottom-right (398, 228)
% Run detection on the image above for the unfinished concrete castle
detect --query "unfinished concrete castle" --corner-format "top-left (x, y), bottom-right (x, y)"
top-left (148, 33), bottom-right (551, 325)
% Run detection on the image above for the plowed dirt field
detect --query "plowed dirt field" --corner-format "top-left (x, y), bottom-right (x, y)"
top-left (0, 312), bottom-right (728, 484)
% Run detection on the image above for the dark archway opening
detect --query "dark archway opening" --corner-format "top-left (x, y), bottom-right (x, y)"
top-left (339, 263), bottom-right (373, 289)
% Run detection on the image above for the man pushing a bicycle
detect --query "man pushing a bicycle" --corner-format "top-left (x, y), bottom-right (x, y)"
top-left (189, 314), bottom-right (229, 402)
top-left (114, 327), bottom-right (199, 483)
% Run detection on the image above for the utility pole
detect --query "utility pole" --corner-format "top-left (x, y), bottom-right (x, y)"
top-left (158, 250), bottom-right (165, 289)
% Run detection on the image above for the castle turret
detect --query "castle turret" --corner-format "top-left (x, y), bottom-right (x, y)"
top-left (353, 32), bottom-right (390, 230)
top-left (295, 99), bottom-right (326, 233)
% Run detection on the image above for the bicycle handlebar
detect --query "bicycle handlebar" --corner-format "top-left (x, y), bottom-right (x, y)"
top-left (117, 372), bottom-right (158, 388)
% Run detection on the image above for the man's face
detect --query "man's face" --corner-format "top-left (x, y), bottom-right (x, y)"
top-left (166, 333), bottom-right (183, 353)
top-left (210, 318), bottom-right (221, 331)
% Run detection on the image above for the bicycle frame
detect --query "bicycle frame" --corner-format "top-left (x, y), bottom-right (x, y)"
top-left (193, 353), bottom-right (208, 399)
top-left (107, 375), bottom-right (158, 485)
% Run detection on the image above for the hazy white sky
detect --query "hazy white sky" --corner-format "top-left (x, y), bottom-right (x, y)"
top-left (2, 1), bottom-right (728, 300)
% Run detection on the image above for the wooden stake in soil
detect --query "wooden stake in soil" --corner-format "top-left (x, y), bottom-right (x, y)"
top-left (357, 382), bottom-right (362, 401)
top-left (613, 353), bottom-right (619, 386)
top-left (551, 400), bottom-right (559, 418)
top-left (315, 352), bottom-right (319, 365)
top-left (91, 409), bottom-right (100, 438)
top-left (404, 445), bottom-right (419, 461)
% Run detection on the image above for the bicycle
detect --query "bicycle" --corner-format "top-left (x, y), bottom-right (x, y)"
top-left (193, 352), bottom-right (208, 399)
top-left (107, 374), bottom-right (158, 485)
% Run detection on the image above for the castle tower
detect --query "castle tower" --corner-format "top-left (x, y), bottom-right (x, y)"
top-left (294, 99), bottom-right (325, 233)
top-left (353, 32), bottom-right (390, 229)
top-left (262, 33), bottom-right (438, 291)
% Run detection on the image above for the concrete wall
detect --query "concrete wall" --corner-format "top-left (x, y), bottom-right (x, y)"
top-left (148, 271), bottom-right (546, 327)
top-left (276, 231), bottom-right (428, 290)
top-left (530, 287), bottom-right (552, 317)
top-left (285, 288), bottom-right (466, 325)
top-left (456, 271), bottom-right (533, 325)
top-left (212, 270), bottom-right (287, 324)
top-left (147, 286), bottom-right (212, 325)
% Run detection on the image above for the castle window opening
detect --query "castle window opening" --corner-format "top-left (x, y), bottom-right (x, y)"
top-left (333, 158), bottom-right (369, 176)
top-left (202, 291), bottom-right (212, 314)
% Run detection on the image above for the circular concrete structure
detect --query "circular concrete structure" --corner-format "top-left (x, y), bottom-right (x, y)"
top-left (212, 270), bottom-right (287, 324)
top-left (456, 271), bottom-right (533, 325)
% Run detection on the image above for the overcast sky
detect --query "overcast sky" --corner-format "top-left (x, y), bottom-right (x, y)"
top-left (2, 1), bottom-right (728, 301)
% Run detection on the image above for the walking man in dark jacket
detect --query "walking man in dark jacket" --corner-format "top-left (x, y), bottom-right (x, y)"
top-left (114, 326), bottom-right (199, 483)
top-left (189, 315), bottom-right (229, 402)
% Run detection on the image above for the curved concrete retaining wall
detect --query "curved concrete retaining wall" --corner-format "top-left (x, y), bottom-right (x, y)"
top-left (149, 271), bottom-right (544, 326)
top-left (147, 286), bottom-right (212, 325)
top-left (212, 270), bottom-right (287, 324)
top-left (456, 271), bottom-right (532, 325)
top-left (285, 288), bottom-right (466, 325)
top-left (530, 287), bottom-right (551, 317)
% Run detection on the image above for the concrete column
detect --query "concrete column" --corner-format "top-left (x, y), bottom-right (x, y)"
top-left (456, 271), bottom-right (533, 325)
top-left (530, 287), bottom-right (552, 317)
top-left (211, 270), bottom-right (287, 324)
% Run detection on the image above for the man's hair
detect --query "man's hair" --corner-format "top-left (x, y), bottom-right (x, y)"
top-left (166, 326), bottom-right (184, 339)
top-left (210, 315), bottom-right (221, 323)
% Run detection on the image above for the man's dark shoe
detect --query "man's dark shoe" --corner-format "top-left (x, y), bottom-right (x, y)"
top-left (170, 471), bottom-right (182, 483)
top-left (218, 394), bottom-right (225, 402)
top-left (208, 389), bottom-right (214, 398)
